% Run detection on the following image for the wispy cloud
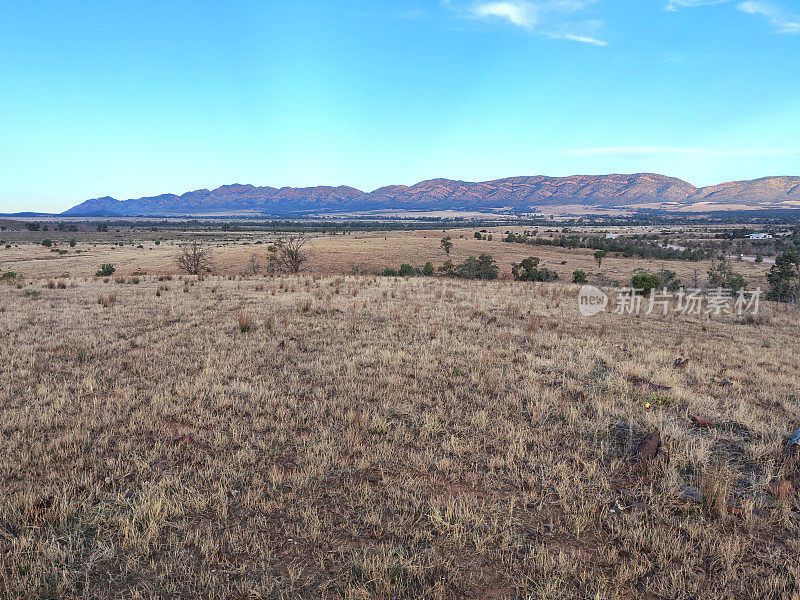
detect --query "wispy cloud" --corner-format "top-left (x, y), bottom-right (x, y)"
top-left (555, 32), bottom-right (607, 45)
top-left (464, 1), bottom-right (607, 45)
top-left (666, 0), bottom-right (799, 34)
top-left (665, 0), bottom-right (732, 12)
top-left (563, 146), bottom-right (800, 158)
top-left (737, 1), bottom-right (800, 34)
top-left (472, 1), bottom-right (537, 28)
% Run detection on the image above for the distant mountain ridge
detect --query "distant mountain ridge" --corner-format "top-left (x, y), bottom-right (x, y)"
top-left (61, 174), bottom-right (800, 216)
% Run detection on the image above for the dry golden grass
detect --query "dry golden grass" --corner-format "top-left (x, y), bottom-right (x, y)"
top-left (0, 227), bottom-right (773, 287)
top-left (1, 262), bottom-right (798, 598)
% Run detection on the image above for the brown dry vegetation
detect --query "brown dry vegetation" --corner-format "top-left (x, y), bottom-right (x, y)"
top-left (0, 227), bottom-right (773, 287)
top-left (1, 264), bottom-right (800, 599)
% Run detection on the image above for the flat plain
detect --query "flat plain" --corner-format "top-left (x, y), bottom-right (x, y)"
top-left (1, 226), bottom-right (798, 599)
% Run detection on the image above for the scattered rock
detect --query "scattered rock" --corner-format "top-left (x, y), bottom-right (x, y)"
top-left (362, 473), bottom-right (382, 485)
top-left (674, 485), bottom-right (703, 503)
top-left (632, 430), bottom-right (662, 464)
top-left (629, 375), bottom-right (672, 392)
top-left (689, 414), bottom-right (715, 428)
top-left (767, 479), bottom-right (795, 500)
top-left (673, 357), bottom-right (689, 370)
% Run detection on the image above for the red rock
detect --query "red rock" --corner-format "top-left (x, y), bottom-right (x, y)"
top-left (689, 415), bottom-right (714, 428)
top-left (767, 479), bottom-right (795, 499)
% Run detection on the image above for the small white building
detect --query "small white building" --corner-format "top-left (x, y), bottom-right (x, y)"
top-left (746, 233), bottom-right (773, 239)
top-left (605, 233), bottom-right (618, 239)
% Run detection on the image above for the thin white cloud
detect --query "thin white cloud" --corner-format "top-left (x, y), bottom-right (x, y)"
top-left (556, 32), bottom-right (608, 45)
top-left (563, 146), bottom-right (800, 158)
top-left (665, 0), bottom-right (732, 11)
top-left (666, 0), bottom-right (799, 33)
top-left (467, 1), bottom-right (607, 44)
top-left (472, 1), bottom-right (537, 28)
top-left (737, 1), bottom-right (800, 34)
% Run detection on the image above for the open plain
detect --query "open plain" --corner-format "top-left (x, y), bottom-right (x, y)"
top-left (1, 228), bottom-right (799, 598)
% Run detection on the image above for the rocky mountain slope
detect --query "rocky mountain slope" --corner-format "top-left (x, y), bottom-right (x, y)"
top-left (60, 174), bottom-right (800, 216)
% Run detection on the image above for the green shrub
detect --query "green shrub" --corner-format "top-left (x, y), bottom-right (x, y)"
top-left (631, 272), bottom-right (662, 295)
top-left (456, 254), bottom-right (498, 280)
top-left (422, 262), bottom-right (435, 276)
top-left (41, 239), bottom-right (52, 247)
top-left (398, 263), bottom-right (418, 277)
top-left (572, 270), bottom-right (588, 284)
top-left (95, 263), bottom-right (116, 277)
top-left (511, 257), bottom-right (558, 282)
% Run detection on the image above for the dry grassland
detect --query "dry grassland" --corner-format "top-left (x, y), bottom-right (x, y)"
top-left (1, 270), bottom-right (799, 599)
top-left (0, 228), bottom-right (773, 287)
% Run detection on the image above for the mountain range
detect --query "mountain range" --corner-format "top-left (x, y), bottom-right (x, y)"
top-left (60, 174), bottom-right (800, 217)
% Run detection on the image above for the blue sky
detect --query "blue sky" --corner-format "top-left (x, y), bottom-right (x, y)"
top-left (1, 0), bottom-right (798, 212)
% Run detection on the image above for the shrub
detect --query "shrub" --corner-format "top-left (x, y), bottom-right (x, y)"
top-left (474, 231), bottom-right (482, 239)
top-left (512, 257), bottom-right (558, 282)
top-left (631, 272), bottom-right (662, 295)
top-left (398, 264), bottom-right (418, 277)
top-left (381, 267), bottom-right (398, 277)
top-left (572, 270), bottom-right (588, 284)
top-left (96, 264), bottom-right (115, 277)
top-left (97, 293), bottom-right (117, 307)
top-left (438, 260), bottom-right (455, 276)
top-left (422, 262), bottom-right (435, 277)
top-left (69, 238), bottom-right (76, 247)
top-left (238, 311), bottom-right (253, 333)
top-left (456, 254), bottom-right (498, 280)
top-left (41, 239), bottom-right (52, 247)
top-left (1, 272), bottom-right (16, 281)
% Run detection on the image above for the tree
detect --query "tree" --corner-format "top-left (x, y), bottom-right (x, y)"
top-left (766, 250), bottom-right (800, 302)
top-left (273, 235), bottom-right (310, 273)
top-left (422, 262), bottom-right (435, 276)
top-left (631, 272), bottom-right (662, 295)
top-left (572, 270), bottom-right (588, 284)
top-left (440, 237), bottom-right (453, 255)
top-left (69, 238), bottom-right (77, 248)
top-left (95, 263), bottom-right (115, 277)
top-left (707, 257), bottom-right (745, 291)
top-left (177, 241), bottom-right (213, 275)
top-left (474, 231), bottom-right (482, 239)
top-left (594, 250), bottom-right (607, 267)
top-left (656, 269), bottom-right (681, 292)
top-left (511, 257), bottom-right (558, 282)
top-left (247, 253), bottom-right (261, 275)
